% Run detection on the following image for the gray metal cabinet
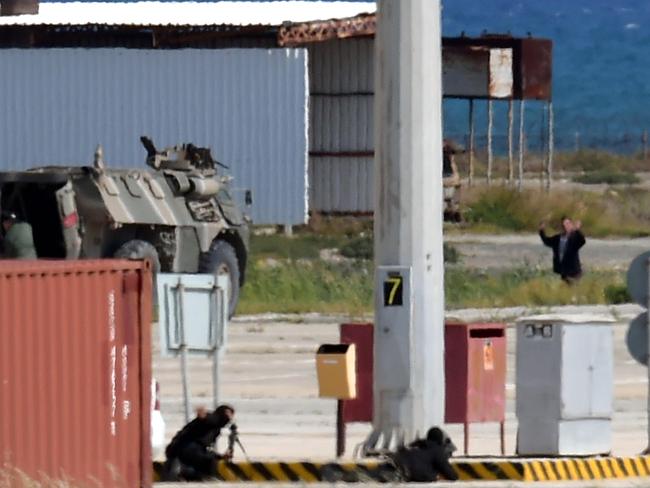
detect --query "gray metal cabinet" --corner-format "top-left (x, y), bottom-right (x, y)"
top-left (516, 314), bottom-right (614, 456)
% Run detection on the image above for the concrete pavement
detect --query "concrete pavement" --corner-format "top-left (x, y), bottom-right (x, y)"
top-left (153, 305), bottom-right (650, 485)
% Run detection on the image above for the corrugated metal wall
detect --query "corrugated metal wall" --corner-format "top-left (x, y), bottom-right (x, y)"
top-left (0, 260), bottom-right (152, 487)
top-left (0, 48), bottom-right (308, 225)
top-left (308, 38), bottom-right (374, 213)
top-left (308, 156), bottom-right (373, 213)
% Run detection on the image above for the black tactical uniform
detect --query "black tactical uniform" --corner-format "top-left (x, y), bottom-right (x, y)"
top-left (165, 405), bottom-right (233, 480)
top-left (392, 427), bottom-right (458, 482)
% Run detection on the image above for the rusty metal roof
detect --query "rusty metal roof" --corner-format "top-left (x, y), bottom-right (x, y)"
top-left (0, 1), bottom-right (376, 27)
top-left (278, 12), bottom-right (376, 46)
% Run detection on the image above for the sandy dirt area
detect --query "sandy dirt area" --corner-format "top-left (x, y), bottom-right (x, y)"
top-left (445, 234), bottom-right (650, 271)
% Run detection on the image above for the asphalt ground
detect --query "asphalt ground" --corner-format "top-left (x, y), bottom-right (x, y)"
top-left (153, 231), bottom-right (650, 486)
top-left (159, 479), bottom-right (650, 487)
top-left (152, 304), bottom-right (650, 466)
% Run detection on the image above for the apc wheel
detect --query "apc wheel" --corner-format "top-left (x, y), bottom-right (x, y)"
top-left (114, 240), bottom-right (161, 273)
top-left (199, 240), bottom-right (240, 317)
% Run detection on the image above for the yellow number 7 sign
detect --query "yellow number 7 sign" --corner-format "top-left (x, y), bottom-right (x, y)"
top-left (383, 275), bottom-right (403, 306)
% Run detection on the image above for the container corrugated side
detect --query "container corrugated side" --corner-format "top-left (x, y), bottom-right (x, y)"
top-left (0, 259), bottom-right (152, 488)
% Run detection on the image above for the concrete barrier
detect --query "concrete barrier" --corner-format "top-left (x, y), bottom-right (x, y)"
top-left (153, 455), bottom-right (650, 482)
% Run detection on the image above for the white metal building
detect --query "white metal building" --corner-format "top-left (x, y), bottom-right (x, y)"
top-left (308, 38), bottom-right (375, 214)
top-left (0, 1), bottom-right (378, 223)
top-left (0, 2), bottom-right (548, 218)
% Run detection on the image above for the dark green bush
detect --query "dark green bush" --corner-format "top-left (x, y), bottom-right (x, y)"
top-left (443, 243), bottom-right (461, 264)
top-left (604, 283), bottom-right (632, 304)
top-left (464, 188), bottom-right (531, 231)
top-left (340, 235), bottom-right (373, 260)
top-left (572, 170), bottom-right (640, 185)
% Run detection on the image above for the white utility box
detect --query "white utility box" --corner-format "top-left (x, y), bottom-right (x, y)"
top-left (516, 314), bottom-right (614, 456)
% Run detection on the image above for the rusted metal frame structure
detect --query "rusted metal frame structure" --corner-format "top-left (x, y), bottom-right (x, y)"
top-left (281, 20), bottom-right (554, 194)
top-left (442, 35), bottom-right (553, 190)
top-left (278, 13), bottom-right (375, 47)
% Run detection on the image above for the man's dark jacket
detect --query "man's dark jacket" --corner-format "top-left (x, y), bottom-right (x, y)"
top-left (392, 440), bottom-right (458, 482)
top-left (165, 411), bottom-right (230, 460)
top-left (539, 229), bottom-right (586, 279)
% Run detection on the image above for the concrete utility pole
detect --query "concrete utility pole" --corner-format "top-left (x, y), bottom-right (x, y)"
top-left (366, 0), bottom-right (445, 450)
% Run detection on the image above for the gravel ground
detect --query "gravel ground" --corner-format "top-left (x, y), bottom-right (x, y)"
top-left (445, 234), bottom-right (650, 271)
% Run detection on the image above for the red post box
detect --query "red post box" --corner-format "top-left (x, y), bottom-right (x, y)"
top-left (445, 322), bottom-right (506, 455)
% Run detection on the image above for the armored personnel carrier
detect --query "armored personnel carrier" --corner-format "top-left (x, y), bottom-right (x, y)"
top-left (0, 137), bottom-right (250, 314)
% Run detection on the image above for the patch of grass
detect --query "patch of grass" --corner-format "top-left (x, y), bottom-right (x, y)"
top-left (239, 260), bottom-right (625, 314)
top-left (340, 235), bottom-right (373, 260)
top-left (257, 231), bottom-right (462, 264)
top-left (604, 283), bottom-right (632, 304)
top-left (238, 260), bottom-right (373, 315)
top-left (463, 186), bottom-right (650, 237)
top-left (572, 170), bottom-right (640, 185)
top-left (339, 237), bottom-right (461, 265)
top-left (304, 213), bottom-right (373, 237)
top-left (250, 233), bottom-right (343, 260)
top-left (555, 149), bottom-right (645, 173)
top-left (445, 267), bottom-right (624, 309)
top-left (443, 243), bottom-right (461, 264)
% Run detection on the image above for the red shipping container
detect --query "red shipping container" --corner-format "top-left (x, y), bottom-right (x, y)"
top-left (0, 260), bottom-right (152, 487)
top-left (445, 322), bottom-right (506, 455)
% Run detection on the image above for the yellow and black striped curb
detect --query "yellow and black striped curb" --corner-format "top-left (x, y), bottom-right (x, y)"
top-left (520, 455), bottom-right (650, 482)
top-left (153, 461), bottom-right (398, 483)
top-left (153, 455), bottom-right (650, 482)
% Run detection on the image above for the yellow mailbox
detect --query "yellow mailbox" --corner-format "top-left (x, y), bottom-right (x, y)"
top-left (316, 344), bottom-right (357, 399)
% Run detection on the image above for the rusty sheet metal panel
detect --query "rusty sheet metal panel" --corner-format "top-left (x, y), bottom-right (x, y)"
top-left (309, 156), bottom-right (373, 213)
top-left (489, 48), bottom-right (513, 99)
top-left (442, 36), bottom-right (552, 101)
top-left (0, 260), bottom-right (152, 487)
top-left (442, 46), bottom-right (513, 99)
top-left (516, 38), bottom-right (552, 100)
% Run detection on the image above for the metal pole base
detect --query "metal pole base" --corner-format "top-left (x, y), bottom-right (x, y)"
top-left (357, 427), bottom-right (407, 458)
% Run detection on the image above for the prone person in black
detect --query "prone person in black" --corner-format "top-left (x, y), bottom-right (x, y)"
top-left (164, 404), bottom-right (235, 481)
top-left (391, 426), bottom-right (458, 482)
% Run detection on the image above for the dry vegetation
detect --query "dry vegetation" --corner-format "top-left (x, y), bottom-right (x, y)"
top-left (460, 186), bottom-right (650, 237)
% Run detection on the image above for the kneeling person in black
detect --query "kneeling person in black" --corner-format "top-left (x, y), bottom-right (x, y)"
top-left (165, 404), bottom-right (235, 480)
top-left (392, 427), bottom-right (458, 482)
